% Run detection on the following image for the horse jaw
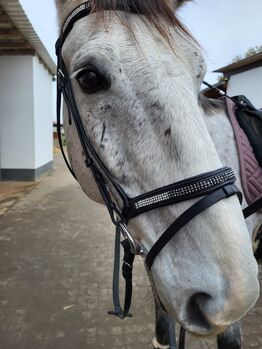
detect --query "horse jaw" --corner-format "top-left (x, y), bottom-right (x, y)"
top-left (55, 7), bottom-right (259, 336)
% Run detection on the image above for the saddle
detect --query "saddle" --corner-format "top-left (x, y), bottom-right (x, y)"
top-left (226, 96), bottom-right (262, 210)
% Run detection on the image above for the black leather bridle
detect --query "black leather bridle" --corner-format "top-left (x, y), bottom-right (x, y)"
top-left (56, 2), bottom-right (262, 348)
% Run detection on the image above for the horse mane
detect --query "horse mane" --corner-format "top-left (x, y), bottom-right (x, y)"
top-left (199, 93), bottom-right (226, 115)
top-left (57, 0), bottom-right (195, 44)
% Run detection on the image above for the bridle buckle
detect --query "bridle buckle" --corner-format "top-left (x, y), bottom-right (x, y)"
top-left (110, 207), bottom-right (144, 255)
top-left (118, 222), bottom-right (144, 256)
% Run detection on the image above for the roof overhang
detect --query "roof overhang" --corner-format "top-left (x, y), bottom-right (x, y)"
top-left (0, 0), bottom-right (56, 76)
top-left (214, 52), bottom-right (262, 78)
top-left (201, 80), bottom-right (227, 100)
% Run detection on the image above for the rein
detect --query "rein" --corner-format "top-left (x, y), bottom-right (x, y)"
top-left (56, 2), bottom-right (262, 348)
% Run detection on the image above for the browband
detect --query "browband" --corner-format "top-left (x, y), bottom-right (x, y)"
top-left (56, 2), bottom-right (91, 52)
top-left (56, 0), bottom-right (142, 53)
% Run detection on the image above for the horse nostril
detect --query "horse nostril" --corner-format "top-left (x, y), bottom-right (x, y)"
top-left (186, 293), bottom-right (213, 330)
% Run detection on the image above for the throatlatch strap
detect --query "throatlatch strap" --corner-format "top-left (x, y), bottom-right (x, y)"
top-left (108, 226), bottom-right (134, 319)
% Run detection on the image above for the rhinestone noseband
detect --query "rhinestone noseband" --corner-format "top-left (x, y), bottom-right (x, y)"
top-left (124, 167), bottom-right (236, 219)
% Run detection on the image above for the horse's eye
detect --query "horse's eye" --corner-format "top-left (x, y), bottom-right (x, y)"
top-left (76, 68), bottom-right (109, 94)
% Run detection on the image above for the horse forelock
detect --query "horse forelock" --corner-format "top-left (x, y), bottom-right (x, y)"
top-left (56, 0), bottom-right (196, 46)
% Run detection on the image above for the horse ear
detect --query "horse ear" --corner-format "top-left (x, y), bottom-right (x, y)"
top-left (55, 0), bottom-right (80, 27)
top-left (55, 0), bottom-right (66, 11)
top-left (167, 0), bottom-right (191, 10)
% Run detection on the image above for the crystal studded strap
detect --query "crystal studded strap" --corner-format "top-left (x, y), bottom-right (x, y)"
top-left (55, 0), bottom-right (143, 54)
top-left (56, 2), bottom-right (92, 53)
top-left (123, 167), bottom-right (236, 220)
top-left (62, 2), bottom-right (91, 33)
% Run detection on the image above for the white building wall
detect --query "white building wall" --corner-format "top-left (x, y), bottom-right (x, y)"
top-left (0, 56), bottom-right (35, 169)
top-left (0, 55), bottom-right (53, 180)
top-left (32, 56), bottom-right (53, 168)
top-left (227, 66), bottom-right (262, 108)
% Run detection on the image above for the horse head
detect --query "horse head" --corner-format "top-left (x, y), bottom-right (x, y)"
top-left (55, 0), bottom-right (259, 336)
